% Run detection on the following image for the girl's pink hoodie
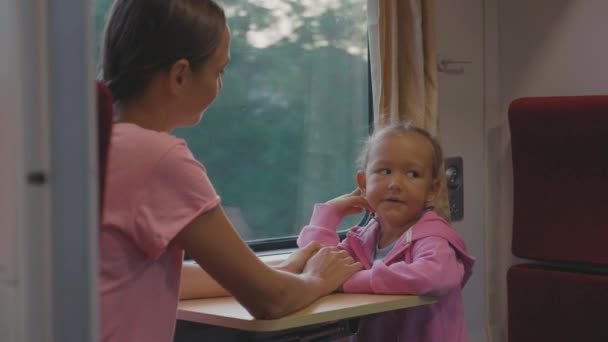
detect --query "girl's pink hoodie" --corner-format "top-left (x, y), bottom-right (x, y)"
top-left (298, 204), bottom-right (475, 342)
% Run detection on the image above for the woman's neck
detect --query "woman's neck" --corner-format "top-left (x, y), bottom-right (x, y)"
top-left (115, 86), bottom-right (174, 132)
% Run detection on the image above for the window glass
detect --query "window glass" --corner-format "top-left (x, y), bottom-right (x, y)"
top-left (95, 0), bottom-right (369, 241)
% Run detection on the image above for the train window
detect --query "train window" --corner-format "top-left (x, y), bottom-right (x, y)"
top-left (95, 0), bottom-right (369, 248)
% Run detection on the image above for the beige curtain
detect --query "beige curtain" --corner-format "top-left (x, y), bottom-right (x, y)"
top-left (368, 0), bottom-right (450, 221)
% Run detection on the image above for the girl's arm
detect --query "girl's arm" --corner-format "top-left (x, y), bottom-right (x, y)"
top-left (342, 237), bottom-right (464, 296)
top-left (298, 189), bottom-right (370, 249)
top-left (297, 187), bottom-right (372, 248)
top-left (174, 205), bottom-right (362, 320)
top-left (297, 203), bottom-right (343, 247)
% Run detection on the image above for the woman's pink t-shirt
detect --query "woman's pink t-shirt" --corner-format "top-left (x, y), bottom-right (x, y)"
top-left (100, 123), bottom-right (220, 342)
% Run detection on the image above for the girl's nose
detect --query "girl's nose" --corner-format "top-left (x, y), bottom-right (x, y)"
top-left (388, 174), bottom-right (402, 190)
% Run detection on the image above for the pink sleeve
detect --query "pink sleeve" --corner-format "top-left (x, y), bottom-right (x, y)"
top-left (342, 237), bottom-right (464, 295)
top-left (133, 144), bottom-right (220, 257)
top-left (297, 204), bottom-right (356, 256)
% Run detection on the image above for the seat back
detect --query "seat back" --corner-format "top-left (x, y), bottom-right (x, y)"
top-left (510, 96), bottom-right (608, 265)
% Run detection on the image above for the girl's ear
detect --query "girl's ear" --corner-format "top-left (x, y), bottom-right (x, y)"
top-left (425, 178), bottom-right (441, 204)
top-left (356, 171), bottom-right (367, 194)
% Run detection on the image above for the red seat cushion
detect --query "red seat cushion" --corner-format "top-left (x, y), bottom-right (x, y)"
top-left (508, 264), bottom-right (608, 342)
top-left (96, 81), bottom-right (113, 211)
top-left (509, 96), bottom-right (608, 265)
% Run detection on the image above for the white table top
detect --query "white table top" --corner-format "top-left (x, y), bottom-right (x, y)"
top-left (178, 293), bottom-right (436, 332)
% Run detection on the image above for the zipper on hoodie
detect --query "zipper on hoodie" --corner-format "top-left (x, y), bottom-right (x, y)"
top-left (345, 232), bottom-right (373, 269)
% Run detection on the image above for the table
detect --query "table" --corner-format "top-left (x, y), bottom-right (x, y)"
top-left (176, 293), bottom-right (435, 341)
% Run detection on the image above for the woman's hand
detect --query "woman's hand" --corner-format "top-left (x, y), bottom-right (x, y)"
top-left (276, 241), bottom-right (323, 274)
top-left (301, 246), bottom-right (362, 296)
top-left (326, 188), bottom-right (372, 217)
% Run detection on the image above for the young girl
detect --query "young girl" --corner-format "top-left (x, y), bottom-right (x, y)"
top-left (99, 1), bottom-right (361, 341)
top-left (298, 122), bottom-right (475, 342)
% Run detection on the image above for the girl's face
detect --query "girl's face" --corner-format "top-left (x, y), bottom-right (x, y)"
top-left (176, 25), bottom-right (231, 126)
top-left (356, 132), bottom-right (439, 230)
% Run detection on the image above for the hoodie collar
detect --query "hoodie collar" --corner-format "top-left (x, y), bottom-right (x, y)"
top-left (346, 211), bottom-right (475, 286)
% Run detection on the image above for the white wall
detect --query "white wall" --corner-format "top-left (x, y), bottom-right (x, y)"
top-left (500, 0), bottom-right (608, 99)
top-left (0, 0), bottom-right (97, 341)
top-left (485, 1), bottom-right (608, 341)
top-left (1, 0), bottom-right (31, 339)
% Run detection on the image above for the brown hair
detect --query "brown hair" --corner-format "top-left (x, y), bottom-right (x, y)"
top-left (101, 0), bottom-right (226, 103)
top-left (357, 122), bottom-right (444, 180)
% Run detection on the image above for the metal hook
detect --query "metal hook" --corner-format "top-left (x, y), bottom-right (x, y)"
top-left (437, 58), bottom-right (472, 75)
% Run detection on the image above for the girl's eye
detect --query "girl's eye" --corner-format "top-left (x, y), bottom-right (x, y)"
top-left (379, 169), bottom-right (391, 175)
top-left (406, 171), bottom-right (419, 178)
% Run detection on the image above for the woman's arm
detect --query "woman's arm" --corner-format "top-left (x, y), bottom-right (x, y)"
top-left (180, 262), bottom-right (230, 299)
top-left (174, 205), bottom-right (362, 319)
top-left (179, 242), bottom-right (324, 299)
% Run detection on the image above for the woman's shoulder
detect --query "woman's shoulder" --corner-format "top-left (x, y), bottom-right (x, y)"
top-left (107, 123), bottom-right (202, 181)
top-left (113, 123), bottom-right (184, 146)
top-left (112, 123), bottom-right (188, 158)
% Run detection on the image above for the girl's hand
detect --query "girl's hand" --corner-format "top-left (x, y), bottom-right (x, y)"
top-left (326, 188), bottom-right (372, 217)
top-left (276, 241), bottom-right (323, 274)
top-left (302, 246), bottom-right (362, 296)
